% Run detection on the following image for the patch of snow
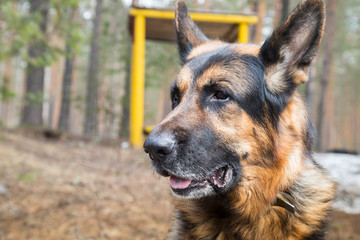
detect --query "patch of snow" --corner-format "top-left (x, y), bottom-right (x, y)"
top-left (314, 153), bottom-right (360, 214)
top-left (0, 184), bottom-right (7, 196)
top-left (121, 141), bottom-right (130, 149)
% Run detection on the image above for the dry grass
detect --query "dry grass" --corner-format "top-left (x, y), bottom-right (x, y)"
top-left (0, 129), bottom-right (172, 239)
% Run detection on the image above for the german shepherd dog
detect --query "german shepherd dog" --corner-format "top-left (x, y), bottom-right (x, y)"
top-left (144, 0), bottom-right (335, 239)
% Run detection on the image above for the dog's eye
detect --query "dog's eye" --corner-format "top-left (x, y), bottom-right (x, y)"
top-left (213, 91), bottom-right (229, 101)
top-left (174, 93), bottom-right (179, 102)
top-left (172, 92), bottom-right (180, 109)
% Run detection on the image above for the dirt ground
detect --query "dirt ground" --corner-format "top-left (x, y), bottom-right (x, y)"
top-left (0, 129), bottom-right (359, 240)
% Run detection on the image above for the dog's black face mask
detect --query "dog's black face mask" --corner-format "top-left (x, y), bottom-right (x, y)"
top-left (144, 0), bottom-right (325, 199)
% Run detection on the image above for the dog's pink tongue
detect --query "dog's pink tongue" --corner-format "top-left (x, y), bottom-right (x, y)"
top-left (170, 175), bottom-right (191, 189)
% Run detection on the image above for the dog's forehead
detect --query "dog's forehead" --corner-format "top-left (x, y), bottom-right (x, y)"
top-left (175, 43), bottom-right (262, 92)
top-left (188, 42), bottom-right (260, 60)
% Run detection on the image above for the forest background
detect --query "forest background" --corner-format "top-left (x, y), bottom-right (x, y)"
top-left (0, 0), bottom-right (359, 152)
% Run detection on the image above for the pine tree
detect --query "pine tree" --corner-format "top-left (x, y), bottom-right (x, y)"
top-left (84, 0), bottom-right (103, 136)
top-left (21, 0), bottom-right (50, 126)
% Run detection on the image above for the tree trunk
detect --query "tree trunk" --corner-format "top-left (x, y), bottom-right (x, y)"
top-left (250, 0), bottom-right (266, 44)
top-left (119, 47), bottom-right (131, 138)
top-left (273, 0), bottom-right (290, 27)
top-left (58, 44), bottom-right (74, 131)
top-left (280, 0), bottom-right (290, 24)
top-left (21, 0), bottom-right (49, 126)
top-left (273, 0), bottom-right (282, 28)
top-left (58, 8), bottom-right (77, 131)
top-left (84, 0), bottom-right (103, 136)
top-left (194, 0), bottom-right (199, 9)
top-left (132, 0), bottom-right (139, 7)
top-left (316, 0), bottom-right (337, 151)
top-left (2, 55), bottom-right (13, 126)
top-left (250, 1), bottom-right (259, 42)
top-left (204, 0), bottom-right (210, 10)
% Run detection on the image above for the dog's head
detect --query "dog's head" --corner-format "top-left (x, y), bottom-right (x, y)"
top-left (144, 0), bottom-right (325, 199)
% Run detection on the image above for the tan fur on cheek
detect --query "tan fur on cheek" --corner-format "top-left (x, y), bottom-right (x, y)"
top-left (205, 105), bottom-right (257, 162)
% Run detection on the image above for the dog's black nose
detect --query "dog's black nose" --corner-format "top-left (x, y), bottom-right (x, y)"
top-left (143, 132), bottom-right (175, 161)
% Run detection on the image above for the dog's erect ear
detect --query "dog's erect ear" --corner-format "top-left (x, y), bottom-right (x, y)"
top-left (175, 0), bottom-right (208, 64)
top-left (260, 0), bottom-right (325, 95)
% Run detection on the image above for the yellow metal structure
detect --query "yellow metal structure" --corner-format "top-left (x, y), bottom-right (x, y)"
top-left (238, 23), bottom-right (249, 43)
top-left (144, 125), bottom-right (155, 135)
top-left (129, 8), bottom-right (258, 24)
top-left (130, 15), bottom-right (146, 147)
top-left (129, 8), bottom-right (258, 147)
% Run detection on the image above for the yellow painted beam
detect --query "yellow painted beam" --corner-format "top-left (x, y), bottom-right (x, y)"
top-left (130, 15), bottom-right (146, 147)
top-left (130, 8), bottom-right (258, 24)
top-left (238, 23), bottom-right (249, 43)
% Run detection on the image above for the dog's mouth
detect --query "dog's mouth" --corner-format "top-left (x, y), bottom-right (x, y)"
top-left (167, 165), bottom-right (233, 192)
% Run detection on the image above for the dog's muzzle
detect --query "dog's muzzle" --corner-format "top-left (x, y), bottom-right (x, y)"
top-left (143, 126), bottom-right (241, 198)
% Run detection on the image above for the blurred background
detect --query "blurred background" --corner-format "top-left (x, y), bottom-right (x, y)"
top-left (0, 0), bottom-right (359, 152)
top-left (0, 0), bottom-right (359, 239)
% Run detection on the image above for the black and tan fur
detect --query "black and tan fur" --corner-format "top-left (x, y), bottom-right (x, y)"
top-left (143, 0), bottom-right (335, 239)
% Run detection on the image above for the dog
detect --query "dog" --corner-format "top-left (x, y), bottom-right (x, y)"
top-left (143, 0), bottom-right (335, 239)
